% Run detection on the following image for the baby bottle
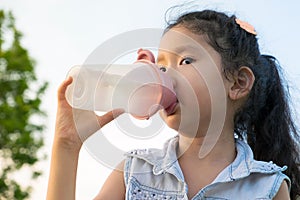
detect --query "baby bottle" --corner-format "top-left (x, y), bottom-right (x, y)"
top-left (65, 49), bottom-right (177, 119)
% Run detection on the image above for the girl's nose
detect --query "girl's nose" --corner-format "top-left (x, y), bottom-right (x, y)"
top-left (159, 66), bottom-right (167, 72)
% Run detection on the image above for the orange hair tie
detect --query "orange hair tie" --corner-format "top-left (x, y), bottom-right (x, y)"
top-left (235, 18), bottom-right (257, 36)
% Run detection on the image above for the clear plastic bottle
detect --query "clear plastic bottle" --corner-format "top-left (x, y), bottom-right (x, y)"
top-left (65, 49), bottom-right (177, 119)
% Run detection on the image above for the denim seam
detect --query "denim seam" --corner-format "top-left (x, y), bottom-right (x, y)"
top-left (230, 140), bottom-right (250, 180)
top-left (269, 173), bottom-right (291, 199)
top-left (129, 176), bottom-right (185, 196)
top-left (124, 156), bottom-right (133, 186)
top-left (269, 173), bottom-right (282, 199)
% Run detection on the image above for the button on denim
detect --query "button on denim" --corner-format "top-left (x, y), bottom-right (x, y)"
top-left (124, 136), bottom-right (290, 200)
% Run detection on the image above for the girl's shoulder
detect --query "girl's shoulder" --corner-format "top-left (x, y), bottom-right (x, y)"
top-left (233, 139), bottom-right (289, 176)
top-left (229, 139), bottom-right (290, 182)
top-left (214, 139), bottom-right (291, 198)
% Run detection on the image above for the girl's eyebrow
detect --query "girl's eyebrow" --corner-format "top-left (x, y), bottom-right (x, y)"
top-left (173, 45), bottom-right (200, 54)
top-left (157, 45), bottom-right (201, 62)
top-left (161, 44), bottom-right (200, 55)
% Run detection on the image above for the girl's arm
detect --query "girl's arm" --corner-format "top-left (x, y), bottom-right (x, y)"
top-left (47, 77), bottom-right (124, 200)
top-left (93, 161), bottom-right (126, 200)
top-left (273, 181), bottom-right (290, 200)
top-left (47, 140), bottom-right (80, 200)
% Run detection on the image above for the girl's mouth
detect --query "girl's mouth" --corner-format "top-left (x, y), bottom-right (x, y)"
top-left (164, 101), bottom-right (179, 116)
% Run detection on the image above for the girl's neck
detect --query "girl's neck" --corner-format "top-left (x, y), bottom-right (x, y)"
top-left (176, 111), bottom-right (237, 164)
top-left (177, 131), bottom-right (236, 164)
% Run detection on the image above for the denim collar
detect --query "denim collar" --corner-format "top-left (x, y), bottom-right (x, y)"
top-left (125, 135), bottom-right (287, 183)
top-left (125, 136), bottom-right (183, 181)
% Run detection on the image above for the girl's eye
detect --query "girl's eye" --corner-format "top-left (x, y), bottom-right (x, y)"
top-left (180, 57), bottom-right (194, 65)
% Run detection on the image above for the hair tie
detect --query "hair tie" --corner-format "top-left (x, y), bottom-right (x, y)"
top-left (235, 18), bottom-right (257, 35)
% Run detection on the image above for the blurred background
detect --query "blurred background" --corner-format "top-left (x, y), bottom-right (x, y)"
top-left (0, 0), bottom-right (299, 199)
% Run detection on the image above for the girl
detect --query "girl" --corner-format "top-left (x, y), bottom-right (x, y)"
top-left (47, 10), bottom-right (300, 199)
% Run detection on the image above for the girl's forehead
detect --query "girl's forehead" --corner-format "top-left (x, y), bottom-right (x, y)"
top-left (158, 27), bottom-right (214, 56)
top-left (158, 27), bottom-right (221, 63)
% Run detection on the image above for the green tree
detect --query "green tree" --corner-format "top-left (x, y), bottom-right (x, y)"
top-left (0, 10), bottom-right (48, 199)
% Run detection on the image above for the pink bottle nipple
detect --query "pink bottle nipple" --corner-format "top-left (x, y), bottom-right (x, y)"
top-left (136, 48), bottom-right (155, 63)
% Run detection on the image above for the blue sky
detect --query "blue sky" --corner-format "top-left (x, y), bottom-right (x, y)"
top-left (1, 0), bottom-right (299, 199)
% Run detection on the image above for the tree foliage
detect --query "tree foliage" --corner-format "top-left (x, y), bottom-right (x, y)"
top-left (0, 10), bottom-right (48, 199)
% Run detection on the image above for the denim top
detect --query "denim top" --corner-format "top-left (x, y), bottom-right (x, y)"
top-left (124, 136), bottom-right (291, 199)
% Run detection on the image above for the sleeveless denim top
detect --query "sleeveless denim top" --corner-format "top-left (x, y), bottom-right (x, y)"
top-left (124, 136), bottom-right (291, 200)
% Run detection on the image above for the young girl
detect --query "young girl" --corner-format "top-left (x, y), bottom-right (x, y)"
top-left (47, 10), bottom-right (300, 199)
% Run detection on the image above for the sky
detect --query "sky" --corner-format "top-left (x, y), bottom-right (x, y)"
top-left (1, 0), bottom-right (300, 199)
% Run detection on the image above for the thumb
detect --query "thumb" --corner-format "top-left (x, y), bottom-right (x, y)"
top-left (96, 109), bottom-right (125, 128)
top-left (58, 76), bottom-right (73, 102)
top-left (73, 109), bottom-right (125, 142)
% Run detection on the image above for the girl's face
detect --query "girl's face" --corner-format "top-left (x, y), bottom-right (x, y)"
top-left (157, 26), bottom-right (229, 137)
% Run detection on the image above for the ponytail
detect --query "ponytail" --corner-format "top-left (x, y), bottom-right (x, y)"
top-left (234, 55), bottom-right (300, 199)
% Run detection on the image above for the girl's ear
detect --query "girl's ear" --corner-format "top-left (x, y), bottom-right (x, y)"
top-left (229, 66), bottom-right (255, 100)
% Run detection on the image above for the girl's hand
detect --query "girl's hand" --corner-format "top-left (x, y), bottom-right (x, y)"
top-left (54, 76), bottom-right (124, 152)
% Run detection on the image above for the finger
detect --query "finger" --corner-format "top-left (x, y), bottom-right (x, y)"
top-left (57, 76), bottom-right (73, 101)
top-left (97, 109), bottom-right (125, 127)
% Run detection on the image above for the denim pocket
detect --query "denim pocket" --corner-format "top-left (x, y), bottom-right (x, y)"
top-left (127, 178), bottom-right (185, 200)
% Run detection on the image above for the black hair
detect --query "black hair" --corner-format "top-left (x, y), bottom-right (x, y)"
top-left (166, 10), bottom-right (300, 199)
